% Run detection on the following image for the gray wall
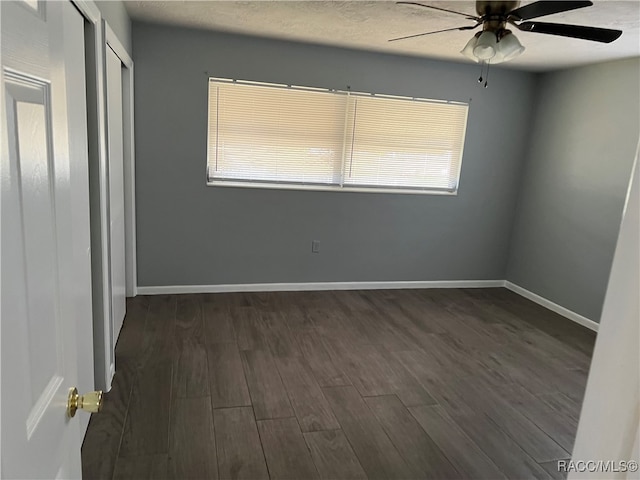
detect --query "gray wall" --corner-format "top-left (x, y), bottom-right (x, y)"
top-left (132, 22), bottom-right (537, 287)
top-left (96, 0), bottom-right (132, 55)
top-left (507, 57), bottom-right (640, 322)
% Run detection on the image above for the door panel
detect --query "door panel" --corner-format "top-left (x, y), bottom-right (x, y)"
top-left (8, 78), bottom-right (63, 422)
top-left (1, 1), bottom-right (91, 478)
top-left (3, 69), bottom-right (69, 475)
top-left (107, 46), bottom-right (126, 341)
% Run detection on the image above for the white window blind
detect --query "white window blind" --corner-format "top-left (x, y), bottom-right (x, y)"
top-left (343, 95), bottom-right (468, 191)
top-left (207, 78), bottom-right (468, 194)
top-left (208, 80), bottom-right (347, 186)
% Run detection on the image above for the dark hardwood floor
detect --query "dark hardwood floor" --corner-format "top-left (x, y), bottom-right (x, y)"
top-left (82, 288), bottom-right (596, 480)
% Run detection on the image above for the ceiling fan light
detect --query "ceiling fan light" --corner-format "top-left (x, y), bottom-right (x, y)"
top-left (461, 32), bottom-right (481, 62)
top-left (490, 50), bottom-right (506, 65)
top-left (473, 31), bottom-right (497, 60)
top-left (499, 31), bottom-right (525, 61)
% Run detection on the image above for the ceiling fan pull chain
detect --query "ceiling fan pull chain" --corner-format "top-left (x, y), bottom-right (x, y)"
top-left (478, 60), bottom-right (485, 83)
top-left (484, 60), bottom-right (491, 88)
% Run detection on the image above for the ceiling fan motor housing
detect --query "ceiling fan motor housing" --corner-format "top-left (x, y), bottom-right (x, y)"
top-left (476, 1), bottom-right (521, 17)
top-left (477, 1), bottom-right (520, 36)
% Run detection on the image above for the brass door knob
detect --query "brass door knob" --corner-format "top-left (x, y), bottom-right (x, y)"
top-left (67, 387), bottom-right (103, 418)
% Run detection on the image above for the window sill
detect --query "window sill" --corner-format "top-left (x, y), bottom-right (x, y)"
top-left (206, 180), bottom-right (458, 196)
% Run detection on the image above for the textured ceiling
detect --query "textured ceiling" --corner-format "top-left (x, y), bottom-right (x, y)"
top-left (124, 1), bottom-right (640, 71)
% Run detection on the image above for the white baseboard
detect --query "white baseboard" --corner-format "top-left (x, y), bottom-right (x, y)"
top-left (136, 279), bottom-right (504, 296)
top-left (136, 279), bottom-right (598, 332)
top-left (504, 281), bottom-right (599, 332)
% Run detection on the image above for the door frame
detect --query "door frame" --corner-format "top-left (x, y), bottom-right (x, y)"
top-left (570, 147), bottom-right (639, 477)
top-left (99, 22), bottom-right (137, 390)
top-left (105, 23), bottom-right (137, 301)
top-left (70, 1), bottom-right (138, 392)
top-left (103, 22), bottom-right (137, 391)
top-left (69, 0), bottom-right (111, 427)
top-left (72, 0), bottom-right (114, 392)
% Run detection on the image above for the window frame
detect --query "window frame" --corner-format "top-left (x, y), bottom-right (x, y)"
top-left (206, 77), bottom-right (469, 196)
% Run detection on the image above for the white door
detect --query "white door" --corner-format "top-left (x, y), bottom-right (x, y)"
top-left (1, 0), bottom-right (93, 478)
top-left (106, 46), bottom-right (126, 341)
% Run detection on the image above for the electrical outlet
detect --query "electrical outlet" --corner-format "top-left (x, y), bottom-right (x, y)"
top-left (311, 240), bottom-right (320, 253)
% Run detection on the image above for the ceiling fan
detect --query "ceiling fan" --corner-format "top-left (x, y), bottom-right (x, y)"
top-left (390, 1), bottom-right (623, 65)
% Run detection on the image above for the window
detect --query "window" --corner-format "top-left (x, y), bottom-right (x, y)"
top-left (207, 78), bottom-right (468, 194)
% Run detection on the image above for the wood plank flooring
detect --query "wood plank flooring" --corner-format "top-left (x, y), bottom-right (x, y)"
top-left (82, 288), bottom-right (595, 480)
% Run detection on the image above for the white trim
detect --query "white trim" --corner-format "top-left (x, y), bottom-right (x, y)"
top-left (207, 180), bottom-right (457, 196)
top-left (569, 147), bottom-right (638, 474)
top-left (104, 22), bottom-right (132, 68)
top-left (105, 23), bottom-right (137, 297)
top-left (504, 281), bottom-right (599, 332)
top-left (123, 61), bottom-right (137, 296)
top-left (137, 280), bottom-right (504, 295)
top-left (137, 279), bottom-right (600, 332)
top-left (108, 362), bottom-right (115, 389)
top-left (72, 0), bottom-right (113, 395)
top-left (71, 0), bottom-right (100, 23)
top-left (95, 18), bottom-right (114, 393)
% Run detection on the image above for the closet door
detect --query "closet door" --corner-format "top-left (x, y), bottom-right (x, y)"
top-left (106, 45), bottom-right (126, 341)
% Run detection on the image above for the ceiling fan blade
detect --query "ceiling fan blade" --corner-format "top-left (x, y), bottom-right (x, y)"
top-left (389, 25), bottom-right (479, 42)
top-left (516, 21), bottom-right (623, 43)
top-left (509, 1), bottom-right (593, 21)
top-left (396, 2), bottom-right (479, 21)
